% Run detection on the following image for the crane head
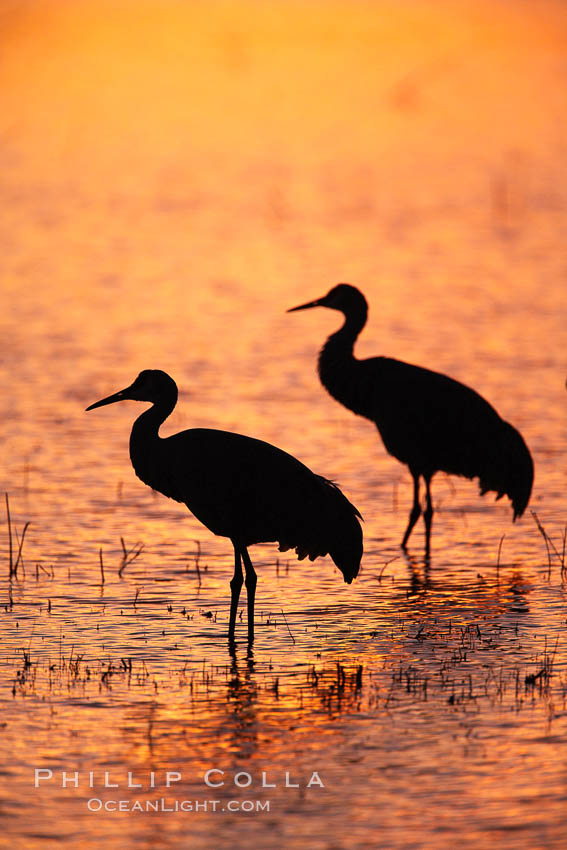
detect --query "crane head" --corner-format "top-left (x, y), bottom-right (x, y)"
top-left (287, 283), bottom-right (367, 315)
top-left (86, 370), bottom-right (178, 411)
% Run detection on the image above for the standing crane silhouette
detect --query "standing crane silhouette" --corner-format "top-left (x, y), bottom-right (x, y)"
top-left (288, 284), bottom-right (533, 554)
top-left (86, 369), bottom-right (363, 644)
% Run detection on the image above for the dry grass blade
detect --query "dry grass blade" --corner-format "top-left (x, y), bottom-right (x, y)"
top-left (378, 555), bottom-right (400, 582)
top-left (13, 522), bottom-right (31, 575)
top-left (280, 608), bottom-right (295, 644)
top-left (531, 511), bottom-right (566, 578)
top-left (6, 493), bottom-right (13, 576)
top-left (118, 537), bottom-right (145, 577)
top-left (6, 494), bottom-right (31, 578)
top-left (496, 534), bottom-right (505, 583)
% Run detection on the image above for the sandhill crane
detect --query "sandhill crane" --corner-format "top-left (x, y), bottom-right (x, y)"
top-left (87, 369), bottom-right (363, 642)
top-left (289, 284), bottom-right (533, 554)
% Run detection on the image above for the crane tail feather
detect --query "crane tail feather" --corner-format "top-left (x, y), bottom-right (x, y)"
top-left (322, 480), bottom-right (363, 583)
top-left (476, 420), bottom-right (534, 520)
top-left (281, 476), bottom-right (363, 583)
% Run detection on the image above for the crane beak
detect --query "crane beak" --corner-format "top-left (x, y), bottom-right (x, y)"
top-left (287, 297), bottom-right (324, 312)
top-left (86, 386), bottom-right (131, 411)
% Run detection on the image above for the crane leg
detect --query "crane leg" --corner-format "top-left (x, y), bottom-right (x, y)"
top-left (401, 470), bottom-right (421, 549)
top-left (423, 475), bottom-right (433, 556)
top-left (241, 547), bottom-right (257, 645)
top-left (229, 545), bottom-right (243, 643)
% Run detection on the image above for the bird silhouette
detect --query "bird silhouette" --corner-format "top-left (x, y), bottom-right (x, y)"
top-left (86, 369), bottom-right (363, 643)
top-left (288, 284), bottom-right (533, 554)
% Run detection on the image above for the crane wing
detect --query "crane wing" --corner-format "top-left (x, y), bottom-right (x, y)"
top-left (154, 429), bottom-right (362, 572)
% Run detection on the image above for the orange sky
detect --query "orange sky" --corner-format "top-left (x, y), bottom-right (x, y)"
top-left (1, 0), bottom-right (566, 196)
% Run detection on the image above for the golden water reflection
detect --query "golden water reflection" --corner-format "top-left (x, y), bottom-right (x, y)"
top-left (3, 557), bottom-right (567, 848)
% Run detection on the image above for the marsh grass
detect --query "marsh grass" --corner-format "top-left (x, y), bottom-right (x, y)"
top-left (531, 511), bottom-right (567, 578)
top-left (184, 540), bottom-right (210, 586)
top-left (378, 555), bottom-right (401, 582)
top-left (118, 537), bottom-right (145, 577)
top-left (3, 520), bottom-right (567, 740)
top-left (5, 493), bottom-right (31, 579)
top-left (279, 608), bottom-right (295, 644)
top-left (35, 563), bottom-right (54, 581)
top-left (495, 534), bottom-right (505, 582)
top-left (99, 548), bottom-right (105, 585)
top-left (7, 602), bottom-right (566, 729)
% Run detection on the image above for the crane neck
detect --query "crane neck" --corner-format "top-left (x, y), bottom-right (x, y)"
top-left (317, 304), bottom-right (368, 413)
top-left (128, 392), bottom-right (178, 493)
top-left (319, 303), bottom-right (367, 367)
top-left (130, 393), bottom-right (177, 450)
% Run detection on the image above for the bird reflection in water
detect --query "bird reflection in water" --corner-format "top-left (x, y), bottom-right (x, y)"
top-left (401, 547), bottom-right (431, 592)
top-left (226, 646), bottom-right (259, 760)
top-left (505, 573), bottom-right (531, 616)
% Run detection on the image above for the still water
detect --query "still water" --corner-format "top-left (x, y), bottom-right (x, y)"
top-left (1, 1), bottom-right (566, 847)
